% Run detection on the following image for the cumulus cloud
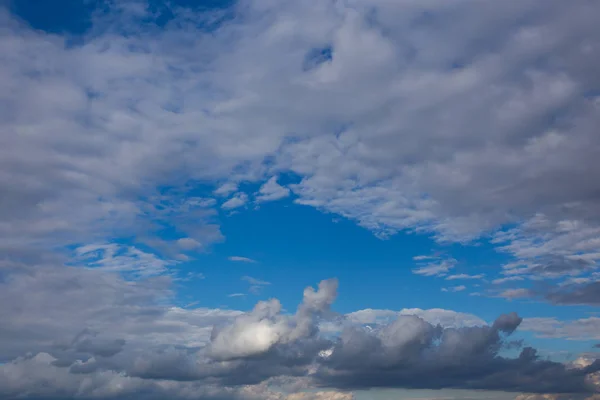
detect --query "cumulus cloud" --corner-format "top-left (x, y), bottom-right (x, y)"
top-left (208, 279), bottom-right (337, 361)
top-left (1, 274), bottom-right (600, 398)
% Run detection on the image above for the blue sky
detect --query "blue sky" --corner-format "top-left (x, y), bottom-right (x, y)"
top-left (2, 0), bottom-right (600, 399)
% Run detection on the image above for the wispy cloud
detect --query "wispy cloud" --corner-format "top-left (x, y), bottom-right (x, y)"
top-left (492, 276), bottom-right (525, 284)
top-left (413, 258), bottom-right (457, 277)
top-left (498, 288), bottom-right (532, 300)
top-left (228, 256), bottom-right (257, 263)
top-left (445, 274), bottom-right (484, 281)
top-left (442, 285), bottom-right (467, 293)
top-left (242, 275), bottom-right (271, 295)
top-left (242, 276), bottom-right (270, 286)
top-left (221, 193), bottom-right (248, 210)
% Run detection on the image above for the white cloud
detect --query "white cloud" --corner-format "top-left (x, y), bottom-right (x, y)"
top-left (413, 258), bottom-right (457, 277)
top-left (242, 276), bottom-right (271, 286)
top-left (498, 288), bottom-right (532, 300)
top-left (73, 243), bottom-right (176, 277)
top-left (229, 256), bottom-right (258, 263)
top-left (413, 255), bottom-right (438, 261)
top-left (209, 279), bottom-right (337, 360)
top-left (0, 0), bottom-right (599, 289)
top-left (492, 276), bottom-right (525, 285)
top-left (2, 0), bottom-right (600, 397)
top-left (214, 182), bottom-right (239, 197)
top-left (346, 308), bottom-right (486, 328)
top-left (222, 193), bottom-right (249, 210)
top-left (445, 274), bottom-right (485, 281)
top-left (243, 275), bottom-right (271, 295)
top-left (176, 237), bottom-right (202, 251)
top-left (256, 176), bottom-right (291, 203)
top-left (442, 285), bottom-right (467, 293)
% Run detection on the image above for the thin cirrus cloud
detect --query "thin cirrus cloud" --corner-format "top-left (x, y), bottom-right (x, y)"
top-left (445, 273), bottom-right (485, 281)
top-left (228, 256), bottom-right (258, 263)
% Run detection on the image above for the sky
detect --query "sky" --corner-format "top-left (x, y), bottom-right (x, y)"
top-left (1, 0), bottom-right (600, 399)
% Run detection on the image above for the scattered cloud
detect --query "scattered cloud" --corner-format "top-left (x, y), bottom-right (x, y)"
top-left (442, 285), bottom-right (467, 292)
top-left (256, 176), bottom-right (291, 203)
top-left (214, 182), bottom-right (239, 197)
top-left (1, 0), bottom-right (599, 303)
top-left (493, 276), bottom-right (526, 285)
top-left (176, 237), bottom-right (203, 251)
top-left (242, 276), bottom-right (271, 286)
top-left (0, 270), bottom-right (598, 397)
top-left (446, 274), bottom-right (485, 281)
top-left (73, 243), bottom-right (177, 278)
top-left (242, 275), bottom-right (271, 295)
top-left (229, 256), bottom-right (258, 263)
top-left (222, 193), bottom-right (249, 210)
top-left (498, 288), bottom-right (533, 300)
top-left (545, 281), bottom-right (600, 306)
top-left (3, 0), bottom-right (600, 398)
top-left (413, 258), bottom-right (457, 277)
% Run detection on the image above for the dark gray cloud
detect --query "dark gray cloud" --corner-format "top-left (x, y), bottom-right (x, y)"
top-left (312, 313), bottom-right (599, 394)
top-left (2, 271), bottom-right (598, 398)
top-left (545, 282), bottom-right (600, 306)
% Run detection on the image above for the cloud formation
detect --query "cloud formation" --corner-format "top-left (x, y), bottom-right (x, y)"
top-left (1, 272), bottom-right (599, 398)
top-left (2, 0), bottom-right (600, 398)
top-left (1, 0), bottom-right (599, 293)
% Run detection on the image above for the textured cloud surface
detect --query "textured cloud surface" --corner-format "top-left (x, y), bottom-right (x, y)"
top-left (1, 274), bottom-right (599, 398)
top-left (2, 0), bottom-right (600, 398)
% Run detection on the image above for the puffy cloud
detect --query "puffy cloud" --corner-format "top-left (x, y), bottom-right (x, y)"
top-left (209, 279), bottom-right (338, 360)
top-left (256, 176), bottom-right (291, 203)
top-left (0, 274), bottom-right (599, 397)
top-left (313, 313), bottom-right (600, 394)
